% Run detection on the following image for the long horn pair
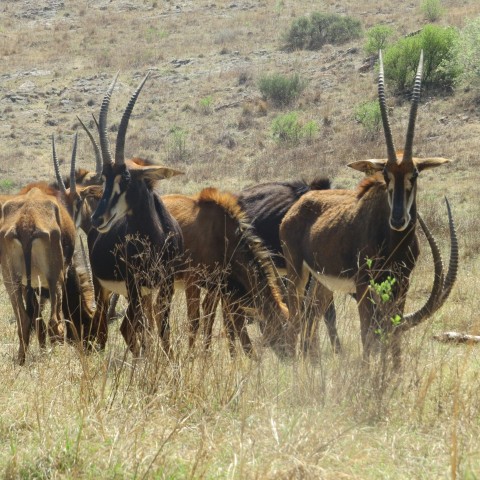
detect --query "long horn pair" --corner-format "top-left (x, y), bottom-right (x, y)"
top-left (52, 133), bottom-right (78, 195)
top-left (398, 198), bottom-right (458, 331)
top-left (98, 71), bottom-right (151, 167)
top-left (378, 50), bottom-right (424, 165)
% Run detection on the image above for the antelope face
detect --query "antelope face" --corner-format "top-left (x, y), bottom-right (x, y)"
top-left (349, 156), bottom-right (450, 232)
top-left (91, 164), bottom-right (131, 233)
top-left (383, 160), bottom-right (419, 231)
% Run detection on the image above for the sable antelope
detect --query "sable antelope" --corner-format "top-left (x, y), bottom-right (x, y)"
top-left (88, 73), bottom-right (184, 355)
top-left (0, 182), bottom-right (76, 364)
top-left (161, 188), bottom-right (290, 357)
top-left (279, 51), bottom-right (458, 363)
top-left (0, 134), bottom-right (98, 362)
top-left (199, 178), bottom-right (337, 355)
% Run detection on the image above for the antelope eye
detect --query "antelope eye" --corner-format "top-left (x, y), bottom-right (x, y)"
top-left (411, 169), bottom-right (419, 181)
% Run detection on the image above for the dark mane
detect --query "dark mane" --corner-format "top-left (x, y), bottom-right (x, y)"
top-left (197, 187), bottom-right (286, 306)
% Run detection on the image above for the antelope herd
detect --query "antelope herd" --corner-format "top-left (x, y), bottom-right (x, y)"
top-left (0, 51), bottom-right (459, 366)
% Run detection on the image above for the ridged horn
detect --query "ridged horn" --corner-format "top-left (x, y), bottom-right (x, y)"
top-left (115, 71), bottom-right (151, 166)
top-left (69, 132), bottom-right (78, 196)
top-left (52, 135), bottom-right (67, 195)
top-left (77, 115), bottom-right (102, 177)
top-left (79, 236), bottom-right (96, 312)
top-left (402, 50), bottom-right (424, 164)
top-left (399, 197), bottom-right (458, 331)
top-left (98, 72), bottom-right (119, 166)
top-left (378, 50), bottom-right (397, 164)
top-left (437, 197), bottom-right (459, 305)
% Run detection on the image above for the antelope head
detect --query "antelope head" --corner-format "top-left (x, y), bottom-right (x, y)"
top-left (348, 51), bottom-right (449, 231)
top-left (91, 73), bottom-right (182, 233)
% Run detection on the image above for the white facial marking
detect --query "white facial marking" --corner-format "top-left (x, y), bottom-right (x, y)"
top-left (113, 175), bottom-right (122, 195)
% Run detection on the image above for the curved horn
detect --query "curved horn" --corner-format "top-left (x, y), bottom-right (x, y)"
top-left (378, 50), bottom-right (397, 164)
top-left (115, 71), bottom-right (151, 166)
top-left (52, 135), bottom-right (67, 195)
top-left (437, 197), bottom-right (459, 304)
top-left (107, 293), bottom-right (120, 324)
top-left (79, 236), bottom-right (96, 312)
top-left (399, 197), bottom-right (458, 331)
top-left (402, 50), bottom-right (424, 164)
top-left (98, 73), bottom-right (119, 166)
top-left (69, 132), bottom-right (78, 196)
top-left (77, 115), bottom-right (102, 177)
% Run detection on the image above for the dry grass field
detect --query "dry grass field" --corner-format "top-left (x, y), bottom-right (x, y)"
top-left (1, 0), bottom-right (480, 478)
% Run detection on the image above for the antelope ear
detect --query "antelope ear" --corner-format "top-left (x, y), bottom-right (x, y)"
top-left (79, 185), bottom-right (103, 200)
top-left (138, 166), bottom-right (184, 182)
top-left (414, 157), bottom-right (450, 171)
top-left (347, 159), bottom-right (387, 173)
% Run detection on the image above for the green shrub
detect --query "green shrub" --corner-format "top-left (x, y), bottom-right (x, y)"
top-left (365, 25), bottom-right (394, 56)
top-left (258, 73), bottom-right (307, 107)
top-left (198, 95), bottom-right (213, 114)
top-left (383, 25), bottom-right (459, 92)
top-left (420, 0), bottom-right (444, 22)
top-left (0, 178), bottom-right (15, 193)
top-left (284, 12), bottom-right (362, 51)
top-left (166, 126), bottom-right (189, 163)
top-left (271, 112), bottom-right (318, 145)
top-left (450, 17), bottom-right (480, 93)
top-left (355, 100), bottom-right (382, 138)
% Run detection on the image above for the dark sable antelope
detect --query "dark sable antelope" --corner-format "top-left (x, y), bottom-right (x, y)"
top-left (280, 51), bottom-right (458, 363)
top-left (161, 188), bottom-right (291, 358)
top-left (88, 73), bottom-right (184, 355)
top-left (199, 178), bottom-right (338, 355)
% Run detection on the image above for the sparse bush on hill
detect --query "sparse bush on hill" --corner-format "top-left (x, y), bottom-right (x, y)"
top-left (258, 73), bottom-right (307, 107)
top-left (383, 25), bottom-right (459, 92)
top-left (283, 12), bottom-right (363, 51)
top-left (166, 126), bottom-right (189, 164)
top-left (364, 25), bottom-right (394, 56)
top-left (450, 16), bottom-right (480, 94)
top-left (355, 100), bottom-right (382, 138)
top-left (271, 112), bottom-right (318, 145)
top-left (0, 178), bottom-right (16, 193)
top-left (420, 0), bottom-right (444, 22)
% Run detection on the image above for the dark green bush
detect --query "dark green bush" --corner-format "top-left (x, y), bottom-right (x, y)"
top-left (284, 12), bottom-right (362, 51)
top-left (383, 25), bottom-right (459, 92)
top-left (258, 73), bottom-right (307, 107)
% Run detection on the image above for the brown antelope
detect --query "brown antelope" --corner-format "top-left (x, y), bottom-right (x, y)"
top-left (198, 178), bottom-right (337, 356)
top-left (161, 188), bottom-right (291, 357)
top-left (0, 135), bottom-right (97, 357)
top-left (279, 51), bottom-right (458, 363)
top-left (88, 73), bottom-right (184, 355)
top-left (0, 173), bottom-right (76, 365)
